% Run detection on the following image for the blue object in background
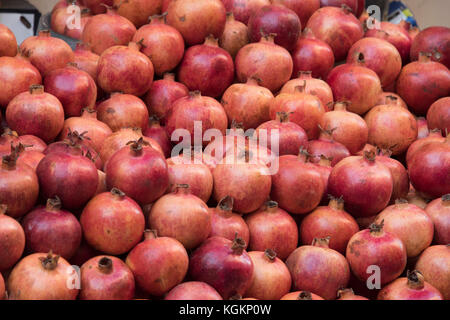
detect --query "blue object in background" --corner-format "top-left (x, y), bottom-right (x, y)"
top-left (387, 0), bottom-right (419, 27)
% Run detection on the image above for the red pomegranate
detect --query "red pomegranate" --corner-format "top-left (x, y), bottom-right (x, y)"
top-left (406, 129), bottom-right (445, 165)
top-left (425, 195), bottom-right (450, 245)
top-left (307, 130), bottom-right (350, 167)
top-left (410, 26), bottom-right (450, 69)
top-left (126, 231), bottom-right (189, 296)
top-left (17, 149), bottom-right (45, 171)
top-left (166, 0), bottom-right (226, 46)
top-left (281, 291), bottom-right (324, 300)
top-left (178, 36), bottom-right (234, 98)
top-left (143, 117), bottom-right (172, 158)
top-left (113, 0), bottom-right (162, 27)
top-left (132, 14), bottom-right (184, 76)
top-left (44, 63), bottom-right (97, 117)
top-left (245, 250), bottom-right (292, 300)
top-left (81, 6), bottom-right (136, 55)
top-left (189, 236), bottom-right (254, 299)
top-left (269, 83), bottom-right (325, 139)
top-left (80, 256), bottom-right (135, 300)
top-left (105, 138), bottom-right (169, 205)
top-left (2, 133), bottom-right (46, 153)
top-left (235, 34), bottom-right (293, 92)
top-left (346, 221), bottom-right (407, 285)
top-left (417, 117), bottom-right (430, 139)
top-left (376, 150), bottom-right (410, 203)
top-left (306, 6), bottom-right (363, 61)
top-left (69, 239), bottom-right (101, 267)
top-left (6, 85), bottom-right (64, 143)
top-left (72, 43), bottom-right (99, 82)
top-left (222, 0), bottom-right (270, 24)
top-left (0, 23), bottom-right (17, 57)
top-left (164, 281), bottom-right (223, 300)
top-left (0, 204), bottom-right (25, 271)
top-left (219, 12), bottom-right (249, 59)
top-left (376, 91), bottom-right (407, 109)
top-left (83, 0), bottom-right (114, 14)
top-left (396, 52), bottom-right (450, 116)
top-left (286, 237), bottom-right (350, 300)
top-left (7, 252), bottom-right (79, 300)
top-left (245, 201), bottom-right (298, 260)
top-left (300, 197), bottom-right (359, 254)
top-left (248, 4), bottom-right (301, 52)
top-left (320, 0), bottom-right (358, 13)
top-left (427, 97), bottom-right (450, 133)
top-left (22, 197), bottom-right (82, 260)
top-left (63, 8), bottom-right (92, 41)
top-left (272, 0), bottom-right (320, 30)
top-left (97, 93), bottom-right (149, 131)
top-left (378, 270), bottom-right (443, 300)
top-left (326, 56), bottom-right (382, 115)
top-left (407, 186), bottom-right (429, 209)
top-left (20, 30), bottom-right (74, 76)
top-left (337, 288), bottom-right (368, 300)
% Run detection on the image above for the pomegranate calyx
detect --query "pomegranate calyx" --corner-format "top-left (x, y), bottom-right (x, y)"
top-left (231, 233), bottom-right (246, 255)
top-left (407, 270), bottom-right (425, 290)
top-left (218, 196), bottom-right (234, 212)
top-left (298, 291), bottom-right (313, 300)
top-left (39, 251), bottom-right (60, 270)
top-left (98, 257), bottom-right (113, 274)
top-left (46, 196), bottom-right (62, 211)
top-left (312, 237), bottom-right (331, 248)
top-left (264, 249), bottom-right (277, 262)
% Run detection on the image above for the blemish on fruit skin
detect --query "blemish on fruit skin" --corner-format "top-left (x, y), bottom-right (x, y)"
top-left (349, 240), bottom-right (361, 257)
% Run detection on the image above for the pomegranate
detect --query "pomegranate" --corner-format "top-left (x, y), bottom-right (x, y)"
top-left (143, 117), bottom-right (172, 158)
top-left (406, 129), bottom-right (445, 165)
top-left (178, 35), bottom-right (234, 98)
top-left (105, 138), bottom-right (169, 205)
top-left (280, 71), bottom-right (334, 110)
top-left (396, 52), bottom-right (450, 116)
top-left (417, 117), bottom-right (430, 139)
top-left (222, 0), bottom-right (270, 24)
top-left (415, 245), bottom-right (450, 300)
top-left (281, 291), bottom-right (324, 300)
top-left (189, 236), bottom-right (254, 299)
top-left (132, 14), bottom-right (184, 76)
top-left (286, 237), bottom-right (350, 300)
top-left (248, 4), bottom-right (301, 52)
top-left (378, 270), bottom-right (443, 300)
top-left (80, 256), bottom-right (135, 300)
top-left (64, 8), bottom-right (92, 40)
top-left (219, 12), bottom-right (249, 59)
top-left (326, 56), bottom-right (382, 115)
top-left (427, 97), bottom-right (450, 133)
top-left (271, 0), bottom-right (320, 30)
top-left (165, 281), bottom-right (223, 300)
top-left (306, 6), bottom-right (364, 61)
top-left (22, 197), bottom-right (82, 259)
top-left (69, 239), bottom-right (101, 267)
top-left (245, 201), bottom-right (298, 260)
top-left (81, 6), bottom-right (136, 55)
top-left (425, 195), bottom-right (450, 245)
top-left (84, 0), bottom-right (114, 14)
top-left (7, 252), bottom-right (79, 300)
top-left (72, 43), bottom-right (99, 82)
top-left (0, 23), bottom-right (17, 57)
top-left (376, 91), bottom-right (407, 109)
top-left (300, 197), bottom-right (359, 254)
top-left (347, 37), bottom-right (402, 88)
top-left (235, 34), bottom-right (293, 92)
top-left (114, 0), bottom-right (162, 27)
top-left (97, 93), bottom-right (149, 131)
top-left (245, 250), bottom-right (292, 300)
top-left (0, 273), bottom-right (4, 300)
top-left (144, 73), bottom-right (189, 120)
top-left (271, 151), bottom-right (324, 214)
top-left (337, 288), bottom-right (368, 300)
top-left (407, 186), bottom-right (429, 209)
top-left (166, 0), bottom-right (226, 46)
top-left (209, 196), bottom-right (250, 245)
top-left (269, 83), bottom-right (325, 139)
top-left (346, 221), bottom-right (407, 285)
top-left (0, 204), bottom-right (25, 271)
top-left (95, 170), bottom-right (107, 196)
top-left (320, 0), bottom-right (358, 13)
top-left (376, 150), bottom-right (410, 203)
top-left (6, 85), bottom-right (64, 143)
top-left (17, 149), bottom-right (45, 171)
top-left (307, 128), bottom-right (350, 166)
top-left (44, 63), bottom-right (97, 117)
top-left (126, 230), bottom-right (189, 296)
top-left (410, 27), bottom-right (450, 69)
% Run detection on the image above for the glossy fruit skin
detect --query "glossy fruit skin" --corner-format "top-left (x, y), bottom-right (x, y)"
top-left (0, 210), bottom-right (25, 271)
top-left (164, 281), bottom-right (223, 300)
top-left (6, 87), bottom-right (65, 143)
top-left (245, 202), bottom-right (298, 260)
top-left (97, 93), bottom-right (149, 132)
top-left (105, 144), bottom-right (169, 205)
top-left (415, 245), bottom-right (450, 300)
top-left (425, 195), bottom-right (450, 245)
top-left (178, 37), bottom-right (234, 98)
top-left (286, 239), bottom-right (350, 300)
top-left (37, 152), bottom-right (99, 210)
top-left (235, 35), bottom-right (293, 92)
top-left (73, 43), bottom-right (99, 79)
top-left (166, 0), bottom-right (226, 46)
top-left (132, 15), bottom-right (184, 76)
top-left (248, 5), bottom-right (301, 52)
top-left (376, 153), bottom-right (409, 203)
top-left (7, 252), bottom-right (79, 300)
top-left (22, 201), bottom-right (82, 260)
top-left (306, 6), bottom-right (364, 61)
top-left (410, 26), bottom-right (450, 69)
top-left (328, 155), bottom-right (393, 218)
top-left (149, 186), bottom-right (211, 249)
top-left (189, 236), bottom-right (254, 299)
top-left (0, 23), bottom-right (17, 57)
top-left (378, 276), bottom-right (443, 300)
top-left (271, 154), bottom-right (324, 214)
top-left (81, 8), bottom-right (137, 55)
top-left (272, 0), bottom-right (320, 30)
top-left (222, 0), bottom-right (271, 25)
top-left (396, 54), bottom-right (450, 116)
top-left (20, 31), bottom-right (74, 76)
top-left (80, 256), bottom-right (135, 300)
top-left (406, 131), bottom-right (445, 165)
top-left (280, 291), bottom-right (324, 300)
top-left (427, 97), bottom-right (450, 133)
top-left (346, 226), bottom-right (407, 285)
top-left (0, 133), bottom-right (47, 154)
top-left (245, 250), bottom-right (292, 300)
top-left (300, 199), bottom-right (359, 254)
top-left (326, 63), bottom-right (382, 115)
top-left (219, 13), bottom-right (249, 59)
top-left (113, 0), bottom-right (162, 28)
top-left (126, 235), bottom-right (189, 296)
top-left (143, 119), bottom-right (172, 158)
top-left (347, 37), bottom-right (402, 88)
